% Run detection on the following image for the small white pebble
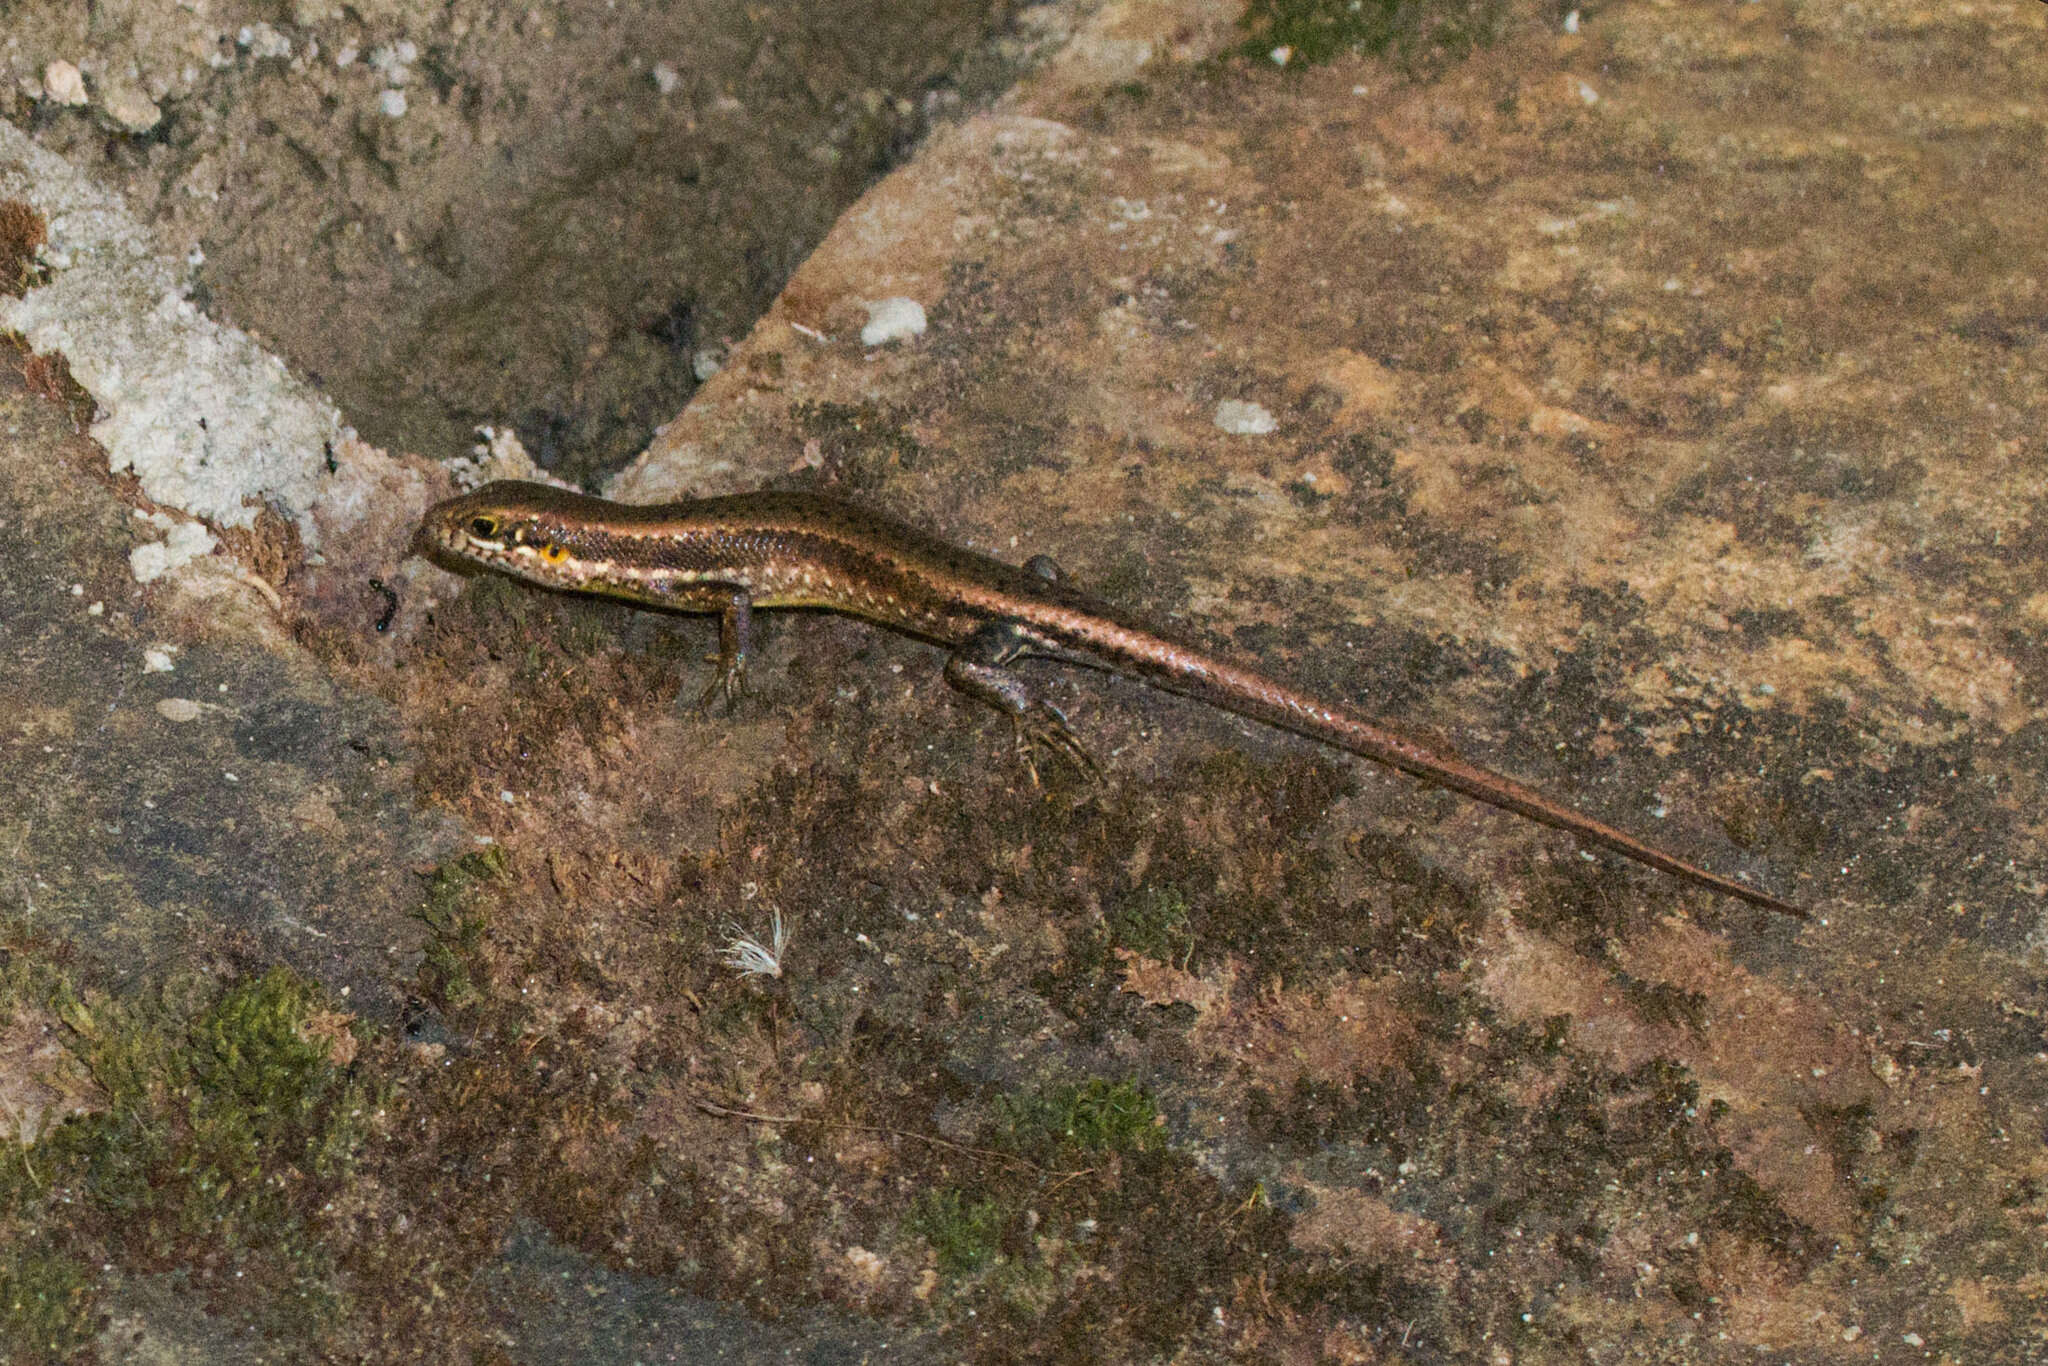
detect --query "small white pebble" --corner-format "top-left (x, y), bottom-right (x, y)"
top-left (651, 62), bottom-right (680, 94)
top-left (1269, 45), bottom-right (1292, 66)
top-left (379, 88), bottom-right (408, 118)
top-left (155, 698), bottom-right (204, 723)
top-left (87, 602), bottom-right (104, 616)
top-left (1576, 80), bottom-right (1599, 105)
top-left (1563, 9), bottom-right (1581, 33)
top-left (142, 646), bottom-right (177, 674)
top-left (1902, 1334), bottom-right (1923, 1348)
top-left (860, 297), bottom-right (927, 347)
top-left (43, 60), bottom-right (88, 106)
top-left (103, 86), bottom-right (162, 133)
top-left (335, 43), bottom-right (358, 68)
top-left (1213, 399), bottom-right (1277, 436)
top-left (500, 790), bottom-right (516, 804)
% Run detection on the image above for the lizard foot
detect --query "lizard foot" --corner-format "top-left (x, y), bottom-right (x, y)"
top-left (694, 653), bottom-right (749, 714)
top-left (1010, 701), bottom-right (1102, 788)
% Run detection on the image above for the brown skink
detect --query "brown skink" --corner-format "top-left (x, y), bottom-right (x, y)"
top-left (417, 480), bottom-right (1804, 917)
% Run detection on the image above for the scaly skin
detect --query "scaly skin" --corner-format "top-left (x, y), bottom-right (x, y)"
top-left (417, 479), bottom-right (1805, 917)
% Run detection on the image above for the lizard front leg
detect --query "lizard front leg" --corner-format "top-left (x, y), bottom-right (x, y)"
top-left (652, 582), bottom-right (754, 712)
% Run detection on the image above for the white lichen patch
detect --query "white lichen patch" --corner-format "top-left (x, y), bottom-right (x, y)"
top-left (236, 23), bottom-right (294, 61)
top-left (1212, 399), bottom-right (1276, 435)
top-left (129, 518), bottom-right (218, 584)
top-left (860, 296), bottom-right (927, 347)
top-left (441, 424), bottom-right (568, 493)
top-left (0, 121), bottom-right (341, 532)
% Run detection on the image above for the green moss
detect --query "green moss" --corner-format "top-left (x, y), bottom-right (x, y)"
top-left (1107, 886), bottom-right (1195, 966)
top-left (415, 847), bottom-right (507, 1010)
top-left (1236, 0), bottom-right (1511, 71)
top-left (22, 966), bottom-right (383, 1339)
top-left (181, 971), bottom-right (377, 1213)
top-left (888, 1072), bottom-right (1312, 1355)
top-left (0, 1246), bottom-right (95, 1362)
top-left (999, 1078), bottom-right (1162, 1161)
top-left (904, 1188), bottom-right (1007, 1275)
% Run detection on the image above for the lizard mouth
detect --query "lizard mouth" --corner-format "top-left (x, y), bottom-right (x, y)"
top-left (412, 500), bottom-right (492, 571)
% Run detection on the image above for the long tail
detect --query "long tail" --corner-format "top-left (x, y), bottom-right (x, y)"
top-left (1082, 626), bottom-right (1806, 917)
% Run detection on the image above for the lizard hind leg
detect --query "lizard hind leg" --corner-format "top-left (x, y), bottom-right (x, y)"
top-left (944, 622), bottom-right (1101, 786)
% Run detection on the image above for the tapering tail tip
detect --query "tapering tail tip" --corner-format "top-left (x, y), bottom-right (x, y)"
top-left (1738, 885), bottom-right (1809, 920)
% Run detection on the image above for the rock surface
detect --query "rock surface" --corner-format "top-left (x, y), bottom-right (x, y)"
top-left (2, 0), bottom-right (2045, 1361)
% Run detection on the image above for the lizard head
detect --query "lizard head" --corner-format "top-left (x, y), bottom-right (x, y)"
top-left (415, 479), bottom-right (610, 593)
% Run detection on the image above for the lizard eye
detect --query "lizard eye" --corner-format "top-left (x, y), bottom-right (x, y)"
top-left (468, 515), bottom-right (500, 539)
top-left (541, 542), bottom-right (569, 564)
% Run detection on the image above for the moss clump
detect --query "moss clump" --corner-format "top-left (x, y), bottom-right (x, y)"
top-left (185, 970), bottom-right (375, 1198)
top-left (0, 1246), bottom-right (95, 1362)
top-left (903, 1189), bottom-right (1007, 1275)
top-left (999, 1078), bottom-right (1162, 1162)
top-left (1108, 887), bottom-right (1194, 966)
top-left (898, 1076), bottom-right (1298, 1354)
top-left (1236, 0), bottom-right (1510, 71)
top-left (900, 1079), bottom-right (1164, 1280)
top-left (15, 967), bottom-right (382, 1341)
top-left (415, 847), bottom-right (508, 1010)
